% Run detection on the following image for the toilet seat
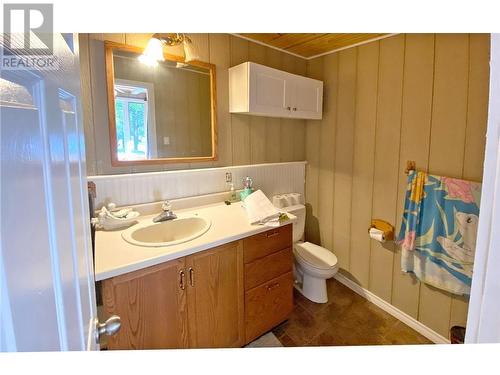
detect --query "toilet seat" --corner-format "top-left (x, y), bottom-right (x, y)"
top-left (294, 242), bottom-right (338, 271)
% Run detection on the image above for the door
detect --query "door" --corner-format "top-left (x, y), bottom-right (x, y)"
top-left (101, 259), bottom-right (189, 349)
top-left (0, 33), bottom-right (98, 351)
top-left (289, 75), bottom-right (323, 120)
top-left (466, 33), bottom-right (500, 343)
top-left (249, 63), bottom-right (292, 117)
top-left (186, 241), bottom-right (244, 348)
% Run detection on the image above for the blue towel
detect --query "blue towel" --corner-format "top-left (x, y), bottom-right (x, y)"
top-left (397, 171), bottom-right (481, 295)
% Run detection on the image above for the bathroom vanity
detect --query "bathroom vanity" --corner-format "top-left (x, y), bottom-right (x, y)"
top-left (95, 201), bottom-right (294, 349)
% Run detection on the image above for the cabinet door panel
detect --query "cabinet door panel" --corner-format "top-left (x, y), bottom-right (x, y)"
top-left (292, 76), bottom-right (323, 119)
top-left (249, 64), bottom-right (291, 117)
top-left (244, 247), bottom-right (293, 290)
top-left (186, 241), bottom-right (244, 348)
top-left (245, 271), bottom-right (294, 343)
top-left (101, 259), bottom-right (188, 349)
top-left (243, 224), bottom-right (292, 263)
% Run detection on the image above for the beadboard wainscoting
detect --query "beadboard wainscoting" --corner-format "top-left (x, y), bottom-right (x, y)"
top-left (89, 162), bottom-right (305, 208)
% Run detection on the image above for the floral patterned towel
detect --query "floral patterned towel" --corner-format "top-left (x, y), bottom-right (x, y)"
top-left (397, 171), bottom-right (481, 295)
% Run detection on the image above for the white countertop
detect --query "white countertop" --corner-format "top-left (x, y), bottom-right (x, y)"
top-left (94, 201), bottom-right (295, 281)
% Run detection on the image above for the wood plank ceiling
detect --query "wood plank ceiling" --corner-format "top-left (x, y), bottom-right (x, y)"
top-left (239, 33), bottom-right (388, 59)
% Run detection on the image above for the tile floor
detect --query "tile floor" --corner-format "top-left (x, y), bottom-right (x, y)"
top-left (245, 332), bottom-right (283, 347)
top-left (272, 278), bottom-right (433, 346)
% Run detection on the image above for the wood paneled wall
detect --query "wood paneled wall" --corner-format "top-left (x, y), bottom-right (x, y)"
top-left (305, 34), bottom-right (490, 338)
top-left (79, 34), bottom-right (307, 175)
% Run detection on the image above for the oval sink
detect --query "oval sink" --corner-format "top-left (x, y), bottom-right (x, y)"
top-left (122, 216), bottom-right (211, 247)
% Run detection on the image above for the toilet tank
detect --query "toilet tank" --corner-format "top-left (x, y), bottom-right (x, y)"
top-left (273, 193), bottom-right (306, 243)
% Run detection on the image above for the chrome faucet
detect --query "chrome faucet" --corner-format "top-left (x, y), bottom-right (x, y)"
top-left (153, 200), bottom-right (177, 223)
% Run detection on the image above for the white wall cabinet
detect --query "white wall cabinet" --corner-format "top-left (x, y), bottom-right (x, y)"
top-left (229, 62), bottom-right (323, 120)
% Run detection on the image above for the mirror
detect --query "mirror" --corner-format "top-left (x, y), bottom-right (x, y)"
top-left (104, 41), bottom-right (217, 166)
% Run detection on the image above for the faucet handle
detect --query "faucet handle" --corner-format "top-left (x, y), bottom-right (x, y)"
top-left (162, 200), bottom-right (172, 211)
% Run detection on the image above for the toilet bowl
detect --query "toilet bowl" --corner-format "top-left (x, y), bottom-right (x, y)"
top-left (293, 241), bottom-right (338, 303)
top-left (276, 195), bottom-right (339, 303)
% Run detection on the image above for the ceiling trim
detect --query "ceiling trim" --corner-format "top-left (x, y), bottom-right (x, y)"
top-left (232, 33), bottom-right (399, 60)
top-left (306, 33), bottom-right (399, 59)
top-left (231, 33), bottom-right (307, 59)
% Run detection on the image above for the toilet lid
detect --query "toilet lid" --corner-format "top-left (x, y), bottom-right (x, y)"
top-left (294, 242), bottom-right (338, 270)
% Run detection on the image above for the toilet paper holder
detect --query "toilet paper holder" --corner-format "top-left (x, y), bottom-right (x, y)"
top-left (368, 219), bottom-right (395, 241)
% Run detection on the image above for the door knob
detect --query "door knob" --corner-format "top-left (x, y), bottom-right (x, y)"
top-left (95, 315), bottom-right (121, 343)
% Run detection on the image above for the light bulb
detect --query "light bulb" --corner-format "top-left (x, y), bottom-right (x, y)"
top-left (139, 37), bottom-right (164, 66)
top-left (138, 54), bottom-right (158, 67)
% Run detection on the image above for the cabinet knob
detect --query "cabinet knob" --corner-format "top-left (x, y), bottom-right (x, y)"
top-left (266, 230), bottom-right (279, 238)
top-left (292, 107), bottom-right (297, 111)
top-left (266, 282), bottom-right (280, 291)
top-left (286, 106), bottom-right (291, 111)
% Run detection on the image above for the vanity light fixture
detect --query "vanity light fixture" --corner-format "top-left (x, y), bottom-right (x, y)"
top-left (138, 37), bottom-right (164, 66)
top-left (139, 33), bottom-right (200, 66)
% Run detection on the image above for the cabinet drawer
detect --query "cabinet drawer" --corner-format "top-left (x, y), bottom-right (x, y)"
top-left (243, 224), bottom-right (292, 263)
top-left (244, 247), bottom-right (293, 291)
top-left (245, 271), bottom-right (294, 343)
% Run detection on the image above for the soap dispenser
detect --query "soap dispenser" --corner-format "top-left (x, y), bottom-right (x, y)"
top-left (239, 176), bottom-right (254, 201)
top-left (228, 182), bottom-right (238, 203)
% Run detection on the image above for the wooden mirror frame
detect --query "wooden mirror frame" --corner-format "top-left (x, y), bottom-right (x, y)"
top-left (104, 41), bottom-right (218, 166)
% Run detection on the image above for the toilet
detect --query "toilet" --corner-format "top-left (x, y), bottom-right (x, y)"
top-left (275, 194), bottom-right (339, 303)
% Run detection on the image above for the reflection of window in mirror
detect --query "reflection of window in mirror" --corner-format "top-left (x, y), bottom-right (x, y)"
top-left (114, 79), bottom-right (157, 161)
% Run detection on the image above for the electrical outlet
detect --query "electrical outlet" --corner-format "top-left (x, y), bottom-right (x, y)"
top-left (225, 172), bottom-right (232, 183)
top-left (163, 136), bottom-right (170, 145)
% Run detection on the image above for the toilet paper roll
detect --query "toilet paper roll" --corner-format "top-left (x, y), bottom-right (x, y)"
top-left (289, 193), bottom-right (301, 205)
top-left (272, 195), bottom-right (286, 208)
top-left (273, 193), bottom-right (302, 208)
top-left (369, 228), bottom-right (386, 243)
top-left (283, 194), bottom-right (294, 207)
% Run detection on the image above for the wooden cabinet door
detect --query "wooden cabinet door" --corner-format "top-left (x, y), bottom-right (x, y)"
top-left (245, 271), bottom-right (294, 343)
top-left (101, 259), bottom-right (189, 349)
top-left (290, 75), bottom-right (323, 119)
top-left (186, 241), bottom-right (244, 348)
top-left (249, 63), bottom-right (291, 117)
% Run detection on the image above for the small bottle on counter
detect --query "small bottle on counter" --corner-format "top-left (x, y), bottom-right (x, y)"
top-left (228, 182), bottom-right (238, 203)
top-left (239, 176), bottom-right (254, 201)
